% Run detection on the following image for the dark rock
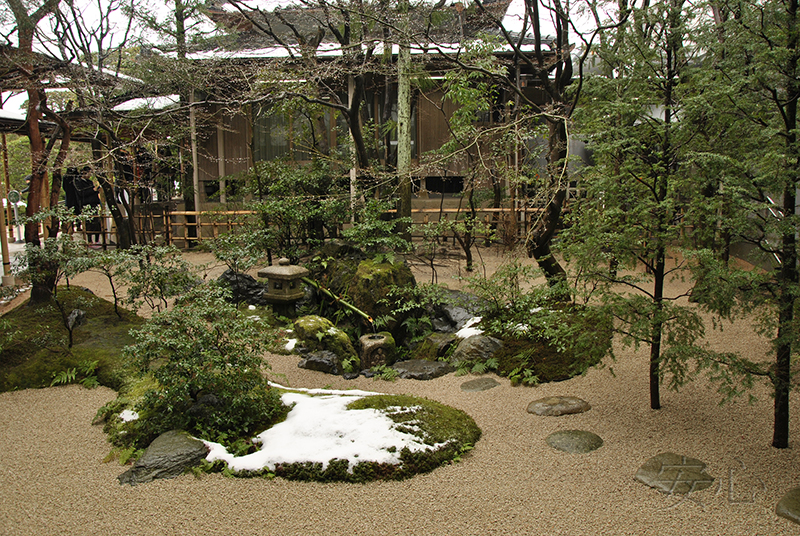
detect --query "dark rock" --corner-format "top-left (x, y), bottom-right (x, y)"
top-left (527, 396), bottom-right (591, 416)
top-left (635, 452), bottom-right (714, 495)
top-left (118, 430), bottom-right (208, 485)
top-left (188, 392), bottom-right (221, 418)
top-left (343, 371), bottom-right (360, 380)
top-left (298, 350), bottom-right (341, 375)
top-left (437, 290), bottom-right (482, 330)
top-left (431, 317), bottom-right (454, 333)
top-left (217, 269), bottom-right (268, 306)
top-left (392, 359), bottom-right (455, 380)
top-left (545, 430), bottom-right (603, 454)
top-left (777, 487), bottom-right (800, 525)
top-left (66, 309), bottom-right (86, 330)
top-left (460, 377), bottom-right (500, 392)
top-left (450, 335), bottom-right (503, 366)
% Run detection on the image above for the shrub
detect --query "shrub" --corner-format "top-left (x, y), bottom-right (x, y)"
top-left (121, 284), bottom-right (288, 449)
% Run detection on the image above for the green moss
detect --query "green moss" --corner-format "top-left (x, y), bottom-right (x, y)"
top-left (0, 287), bottom-right (142, 392)
top-left (348, 394), bottom-right (481, 446)
top-left (349, 259), bottom-right (415, 328)
top-left (292, 315), bottom-right (357, 364)
top-left (490, 333), bottom-right (607, 385)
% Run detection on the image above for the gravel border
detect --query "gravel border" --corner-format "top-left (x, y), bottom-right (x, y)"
top-left (1, 254), bottom-right (798, 534)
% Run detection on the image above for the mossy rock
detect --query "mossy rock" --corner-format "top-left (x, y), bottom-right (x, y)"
top-left (349, 259), bottom-right (415, 329)
top-left (410, 333), bottom-right (457, 361)
top-left (293, 315), bottom-right (358, 366)
top-left (492, 336), bottom-right (601, 384)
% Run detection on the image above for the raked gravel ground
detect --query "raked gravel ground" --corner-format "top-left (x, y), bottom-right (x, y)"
top-left (0, 252), bottom-right (799, 535)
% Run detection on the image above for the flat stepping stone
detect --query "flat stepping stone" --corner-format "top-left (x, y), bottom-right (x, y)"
top-left (527, 396), bottom-right (591, 416)
top-left (777, 487), bottom-right (800, 525)
top-left (545, 430), bottom-right (603, 453)
top-left (461, 377), bottom-right (500, 392)
top-left (391, 359), bottom-right (454, 380)
top-left (635, 452), bottom-right (714, 495)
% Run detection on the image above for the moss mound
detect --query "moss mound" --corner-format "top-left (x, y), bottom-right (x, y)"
top-left (459, 306), bottom-right (612, 385)
top-left (0, 287), bottom-right (142, 392)
top-left (217, 394), bottom-right (481, 483)
top-left (490, 336), bottom-right (599, 384)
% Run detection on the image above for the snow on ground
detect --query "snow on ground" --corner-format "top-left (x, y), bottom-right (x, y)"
top-left (203, 386), bottom-right (439, 473)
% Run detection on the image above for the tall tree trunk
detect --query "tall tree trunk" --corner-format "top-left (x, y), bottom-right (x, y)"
top-left (527, 118), bottom-right (568, 286)
top-left (771, 0), bottom-right (799, 450)
top-left (91, 140), bottom-right (134, 249)
top-left (397, 15), bottom-right (412, 243)
top-left (650, 246), bottom-right (666, 410)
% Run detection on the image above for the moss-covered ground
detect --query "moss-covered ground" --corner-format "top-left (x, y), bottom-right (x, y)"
top-left (0, 287), bottom-right (142, 392)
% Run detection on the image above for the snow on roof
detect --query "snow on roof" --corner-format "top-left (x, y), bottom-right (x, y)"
top-left (113, 95), bottom-right (180, 112)
top-left (0, 108), bottom-right (26, 122)
top-left (203, 385), bottom-right (444, 473)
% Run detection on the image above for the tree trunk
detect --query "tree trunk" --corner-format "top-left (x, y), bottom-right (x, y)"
top-left (773, 183), bottom-right (796, 448)
top-left (397, 30), bottom-right (413, 243)
top-left (650, 246), bottom-right (666, 410)
top-left (526, 118), bottom-right (568, 286)
top-left (91, 140), bottom-right (134, 249)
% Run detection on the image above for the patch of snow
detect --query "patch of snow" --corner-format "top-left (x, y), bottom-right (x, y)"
top-left (285, 338), bottom-right (297, 351)
top-left (248, 305), bottom-right (257, 310)
top-left (267, 382), bottom-right (380, 398)
top-left (456, 316), bottom-right (483, 338)
top-left (119, 410), bottom-right (139, 422)
top-left (113, 95), bottom-right (179, 111)
top-left (204, 391), bottom-right (439, 473)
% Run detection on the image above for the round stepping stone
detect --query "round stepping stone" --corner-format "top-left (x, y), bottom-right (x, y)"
top-left (777, 487), bottom-right (800, 525)
top-left (527, 396), bottom-right (591, 416)
top-left (460, 377), bottom-right (500, 392)
top-left (635, 452), bottom-right (714, 495)
top-left (545, 430), bottom-right (603, 453)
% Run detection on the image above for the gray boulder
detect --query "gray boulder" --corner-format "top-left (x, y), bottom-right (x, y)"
top-left (118, 430), bottom-right (208, 485)
top-left (298, 350), bottom-right (342, 375)
top-left (434, 290), bottom-right (482, 331)
top-left (450, 334), bottom-right (503, 366)
top-left (392, 359), bottom-right (455, 380)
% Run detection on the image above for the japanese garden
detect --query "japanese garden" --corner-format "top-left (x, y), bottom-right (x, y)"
top-left (0, 0), bottom-right (798, 534)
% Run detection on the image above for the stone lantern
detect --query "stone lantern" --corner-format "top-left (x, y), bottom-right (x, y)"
top-left (257, 258), bottom-right (310, 314)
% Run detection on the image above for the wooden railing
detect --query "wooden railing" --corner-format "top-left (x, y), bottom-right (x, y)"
top-left (130, 206), bottom-right (542, 248)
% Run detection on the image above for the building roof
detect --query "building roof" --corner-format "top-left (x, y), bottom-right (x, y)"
top-left (194, 0), bottom-right (521, 59)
